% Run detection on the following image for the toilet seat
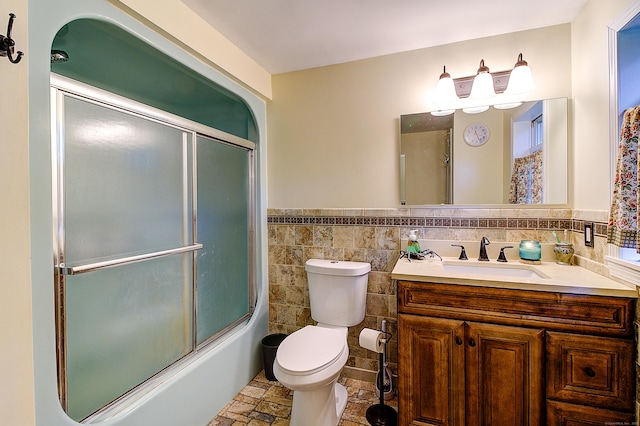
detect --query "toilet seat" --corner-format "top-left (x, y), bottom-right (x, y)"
top-left (276, 326), bottom-right (347, 376)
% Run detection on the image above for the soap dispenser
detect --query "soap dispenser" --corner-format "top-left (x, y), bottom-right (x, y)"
top-left (407, 230), bottom-right (421, 256)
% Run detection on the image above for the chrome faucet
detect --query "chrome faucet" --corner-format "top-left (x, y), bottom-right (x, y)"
top-left (478, 236), bottom-right (490, 261)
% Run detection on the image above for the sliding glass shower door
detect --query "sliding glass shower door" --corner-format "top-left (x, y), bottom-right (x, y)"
top-left (196, 136), bottom-right (252, 344)
top-left (52, 77), bottom-right (255, 421)
top-left (58, 95), bottom-right (196, 420)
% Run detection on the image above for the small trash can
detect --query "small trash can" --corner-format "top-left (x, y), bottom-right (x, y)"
top-left (261, 333), bottom-right (288, 381)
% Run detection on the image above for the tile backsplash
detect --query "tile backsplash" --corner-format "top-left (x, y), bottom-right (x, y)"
top-left (266, 207), bottom-right (610, 379)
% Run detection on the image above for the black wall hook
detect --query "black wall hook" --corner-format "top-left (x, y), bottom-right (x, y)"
top-left (0, 13), bottom-right (23, 64)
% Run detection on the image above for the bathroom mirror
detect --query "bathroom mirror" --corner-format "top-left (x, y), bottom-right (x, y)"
top-left (400, 97), bottom-right (568, 206)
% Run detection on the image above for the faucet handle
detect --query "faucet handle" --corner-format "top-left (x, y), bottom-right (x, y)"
top-left (451, 244), bottom-right (468, 260)
top-left (478, 237), bottom-right (491, 261)
top-left (497, 246), bottom-right (514, 262)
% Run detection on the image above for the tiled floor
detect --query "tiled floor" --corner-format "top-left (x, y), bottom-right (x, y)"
top-left (208, 370), bottom-right (398, 426)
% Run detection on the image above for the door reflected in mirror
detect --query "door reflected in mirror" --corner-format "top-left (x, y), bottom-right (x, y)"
top-left (400, 98), bottom-right (568, 206)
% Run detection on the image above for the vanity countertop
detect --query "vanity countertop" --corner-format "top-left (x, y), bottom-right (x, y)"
top-left (392, 257), bottom-right (637, 298)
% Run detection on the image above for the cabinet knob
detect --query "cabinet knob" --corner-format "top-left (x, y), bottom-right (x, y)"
top-left (585, 367), bottom-right (596, 377)
top-left (456, 337), bottom-right (463, 345)
top-left (469, 338), bottom-right (476, 347)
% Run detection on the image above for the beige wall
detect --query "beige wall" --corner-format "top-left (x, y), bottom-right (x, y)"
top-left (0, 2), bottom-right (36, 425)
top-left (268, 24), bottom-right (572, 208)
top-left (453, 108), bottom-right (505, 204)
top-left (571, 0), bottom-right (636, 211)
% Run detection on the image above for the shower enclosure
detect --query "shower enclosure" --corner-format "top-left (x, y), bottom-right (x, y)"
top-left (51, 76), bottom-right (255, 421)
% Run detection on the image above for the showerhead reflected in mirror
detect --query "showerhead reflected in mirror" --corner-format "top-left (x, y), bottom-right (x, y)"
top-left (400, 98), bottom-right (568, 206)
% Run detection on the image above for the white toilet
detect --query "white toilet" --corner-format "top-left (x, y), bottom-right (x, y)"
top-left (273, 259), bottom-right (371, 426)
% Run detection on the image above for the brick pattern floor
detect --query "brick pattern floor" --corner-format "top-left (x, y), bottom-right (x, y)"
top-left (208, 371), bottom-right (398, 426)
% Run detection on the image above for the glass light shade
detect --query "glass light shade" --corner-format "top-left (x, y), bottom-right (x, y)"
top-left (431, 109), bottom-right (455, 116)
top-left (434, 75), bottom-right (459, 104)
top-left (505, 64), bottom-right (535, 95)
top-left (493, 101), bottom-right (522, 110)
top-left (462, 105), bottom-right (489, 114)
top-left (469, 71), bottom-right (495, 100)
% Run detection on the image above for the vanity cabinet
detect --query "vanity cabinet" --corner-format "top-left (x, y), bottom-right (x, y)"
top-left (397, 280), bottom-right (636, 426)
top-left (399, 315), bottom-right (544, 425)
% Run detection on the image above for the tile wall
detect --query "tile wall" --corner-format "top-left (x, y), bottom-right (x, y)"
top-left (267, 207), bottom-right (615, 381)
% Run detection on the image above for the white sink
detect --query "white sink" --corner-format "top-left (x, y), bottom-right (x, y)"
top-left (442, 261), bottom-right (549, 279)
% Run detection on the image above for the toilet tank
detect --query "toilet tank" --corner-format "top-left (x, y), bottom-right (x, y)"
top-left (305, 259), bottom-right (371, 327)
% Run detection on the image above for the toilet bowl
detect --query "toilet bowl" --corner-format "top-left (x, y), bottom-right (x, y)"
top-left (272, 259), bottom-right (371, 426)
top-left (273, 325), bottom-right (349, 426)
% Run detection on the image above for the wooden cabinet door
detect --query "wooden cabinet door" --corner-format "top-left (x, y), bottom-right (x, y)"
top-left (547, 400), bottom-right (635, 425)
top-left (546, 331), bottom-right (635, 412)
top-left (465, 322), bottom-right (545, 426)
top-left (398, 314), bottom-right (465, 426)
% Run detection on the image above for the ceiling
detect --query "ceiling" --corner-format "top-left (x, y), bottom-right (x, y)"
top-left (181, 0), bottom-right (590, 74)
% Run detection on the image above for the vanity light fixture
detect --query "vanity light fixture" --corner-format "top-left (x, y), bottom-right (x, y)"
top-left (468, 59), bottom-right (496, 100)
top-left (434, 66), bottom-right (459, 104)
top-left (504, 53), bottom-right (535, 95)
top-left (463, 60), bottom-right (495, 113)
top-left (431, 53), bottom-right (534, 114)
top-left (431, 66), bottom-right (459, 116)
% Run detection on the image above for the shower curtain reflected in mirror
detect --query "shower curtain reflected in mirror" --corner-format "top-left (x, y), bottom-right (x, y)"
top-left (509, 149), bottom-right (543, 204)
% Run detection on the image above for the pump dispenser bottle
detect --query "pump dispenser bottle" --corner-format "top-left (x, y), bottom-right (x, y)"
top-left (407, 230), bottom-right (421, 256)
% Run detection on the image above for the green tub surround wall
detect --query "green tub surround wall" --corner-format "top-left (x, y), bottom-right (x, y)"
top-left (267, 207), bottom-right (613, 380)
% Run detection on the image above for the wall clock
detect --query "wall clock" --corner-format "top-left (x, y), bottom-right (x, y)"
top-left (463, 122), bottom-right (490, 147)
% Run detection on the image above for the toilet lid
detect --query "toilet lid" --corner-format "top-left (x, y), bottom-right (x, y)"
top-left (276, 326), bottom-right (346, 375)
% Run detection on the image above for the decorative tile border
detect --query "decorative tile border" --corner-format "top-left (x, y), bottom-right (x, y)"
top-left (573, 219), bottom-right (608, 237)
top-left (267, 214), bottom-right (608, 237)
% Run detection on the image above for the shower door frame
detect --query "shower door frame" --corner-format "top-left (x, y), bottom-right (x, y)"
top-left (50, 74), bottom-right (256, 421)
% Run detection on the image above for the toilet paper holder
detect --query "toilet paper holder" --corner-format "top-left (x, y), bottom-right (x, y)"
top-left (359, 321), bottom-right (397, 425)
top-left (359, 327), bottom-right (389, 353)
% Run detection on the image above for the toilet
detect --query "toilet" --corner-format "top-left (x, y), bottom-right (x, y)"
top-left (273, 259), bottom-right (371, 426)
